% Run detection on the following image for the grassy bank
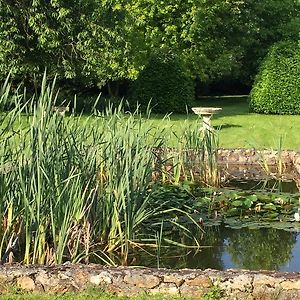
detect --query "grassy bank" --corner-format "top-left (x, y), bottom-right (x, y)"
top-left (149, 96), bottom-right (300, 149)
top-left (0, 292), bottom-right (188, 300)
top-left (5, 96), bottom-right (300, 150)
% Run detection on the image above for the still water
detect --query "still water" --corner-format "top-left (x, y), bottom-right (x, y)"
top-left (226, 178), bottom-right (299, 194)
top-left (134, 227), bottom-right (300, 272)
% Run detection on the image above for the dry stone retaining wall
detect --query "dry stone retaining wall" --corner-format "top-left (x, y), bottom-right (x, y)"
top-left (1, 264), bottom-right (300, 299)
top-left (217, 149), bottom-right (300, 170)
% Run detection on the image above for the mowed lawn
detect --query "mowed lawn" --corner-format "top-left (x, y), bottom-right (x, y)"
top-left (4, 96), bottom-right (299, 150)
top-left (150, 96), bottom-right (300, 150)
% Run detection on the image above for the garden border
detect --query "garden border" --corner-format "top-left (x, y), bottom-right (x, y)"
top-left (1, 264), bottom-right (300, 299)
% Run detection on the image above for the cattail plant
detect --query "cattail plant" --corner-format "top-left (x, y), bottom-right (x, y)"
top-left (0, 73), bottom-right (204, 266)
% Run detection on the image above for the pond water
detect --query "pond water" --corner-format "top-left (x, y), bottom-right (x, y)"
top-left (226, 178), bottom-right (299, 194)
top-left (134, 226), bottom-right (300, 272)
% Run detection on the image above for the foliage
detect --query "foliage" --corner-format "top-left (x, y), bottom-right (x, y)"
top-left (193, 186), bottom-right (300, 230)
top-left (162, 120), bottom-right (219, 186)
top-left (0, 74), bottom-right (213, 266)
top-left (128, 0), bottom-right (300, 84)
top-left (202, 286), bottom-right (222, 300)
top-left (130, 51), bottom-right (195, 113)
top-left (250, 41), bottom-right (300, 114)
top-left (0, 0), bottom-right (143, 85)
top-left (235, 0), bottom-right (300, 84)
top-left (0, 289), bottom-right (192, 300)
top-left (1, 0), bottom-right (298, 92)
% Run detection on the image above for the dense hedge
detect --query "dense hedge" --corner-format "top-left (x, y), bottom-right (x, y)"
top-left (130, 52), bottom-right (195, 113)
top-left (249, 41), bottom-right (300, 114)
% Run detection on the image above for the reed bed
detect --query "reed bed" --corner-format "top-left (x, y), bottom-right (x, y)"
top-left (0, 74), bottom-right (219, 265)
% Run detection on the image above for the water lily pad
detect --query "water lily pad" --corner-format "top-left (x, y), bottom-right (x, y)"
top-left (204, 219), bottom-right (222, 227)
top-left (231, 200), bottom-right (244, 207)
top-left (264, 203), bottom-right (277, 211)
top-left (270, 222), bottom-right (294, 230)
top-left (263, 211), bottom-right (279, 217)
top-left (247, 194), bottom-right (258, 202)
top-left (244, 198), bottom-right (253, 208)
top-left (243, 221), bottom-right (270, 229)
top-left (226, 208), bottom-right (240, 216)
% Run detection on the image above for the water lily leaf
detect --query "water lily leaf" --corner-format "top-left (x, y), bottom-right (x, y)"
top-left (229, 192), bottom-right (240, 200)
top-left (283, 228), bottom-right (300, 232)
top-left (227, 224), bottom-right (244, 229)
top-left (247, 222), bottom-right (271, 229)
top-left (264, 203), bottom-right (277, 211)
top-left (204, 219), bottom-right (222, 227)
top-left (231, 200), bottom-right (244, 207)
top-left (224, 217), bottom-right (242, 227)
top-left (247, 195), bottom-right (258, 202)
top-left (262, 212), bottom-right (279, 220)
top-left (270, 222), bottom-right (294, 230)
top-left (244, 198), bottom-right (253, 208)
top-left (257, 195), bottom-right (273, 203)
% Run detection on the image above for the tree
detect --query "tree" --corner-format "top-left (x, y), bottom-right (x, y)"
top-left (0, 0), bottom-right (89, 81)
top-left (188, 0), bottom-right (300, 84)
top-left (0, 0), bottom-right (144, 90)
top-left (0, 0), bottom-right (299, 92)
top-left (238, 0), bottom-right (300, 84)
top-left (126, 0), bottom-right (299, 85)
top-left (226, 228), bottom-right (296, 270)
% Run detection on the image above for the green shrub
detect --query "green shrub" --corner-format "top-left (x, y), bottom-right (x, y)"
top-left (130, 51), bottom-right (195, 113)
top-left (249, 41), bottom-right (300, 114)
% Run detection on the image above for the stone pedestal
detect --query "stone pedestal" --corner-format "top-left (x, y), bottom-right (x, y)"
top-left (192, 107), bottom-right (222, 130)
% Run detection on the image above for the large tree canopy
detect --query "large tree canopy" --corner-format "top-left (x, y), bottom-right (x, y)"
top-left (0, 0), bottom-right (143, 85)
top-left (0, 0), bottom-right (299, 88)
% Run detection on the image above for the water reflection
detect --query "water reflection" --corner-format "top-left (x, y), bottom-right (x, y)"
top-left (133, 227), bottom-right (300, 271)
top-left (224, 228), bottom-right (296, 270)
top-left (226, 178), bottom-right (299, 193)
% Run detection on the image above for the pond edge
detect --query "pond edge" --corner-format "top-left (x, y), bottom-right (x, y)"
top-left (1, 264), bottom-right (300, 299)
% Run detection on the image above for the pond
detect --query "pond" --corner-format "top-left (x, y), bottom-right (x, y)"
top-left (133, 226), bottom-right (300, 272)
top-left (225, 178), bottom-right (299, 194)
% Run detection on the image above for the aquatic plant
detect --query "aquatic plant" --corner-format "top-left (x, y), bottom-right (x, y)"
top-left (0, 74), bottom-right (208, 265)
top-left (161, 119), bottom-right (219, 186)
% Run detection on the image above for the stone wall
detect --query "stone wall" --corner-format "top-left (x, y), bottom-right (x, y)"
top-left (1, 264), bottom-right (300, 300)
top-left (163, 148), bottom-right (300, 176)
top-left (217, 149), bottom-right (300, 189)
top-left (217, 149), bottom-right (300, 171)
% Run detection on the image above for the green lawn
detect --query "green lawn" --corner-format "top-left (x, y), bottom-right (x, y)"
top-left (150, 96), bottom-right (300, 150)
top-left (5, 95), bottom-right (300, 150)
top-left (0, 293), bottom-right (177, 300)
top-left (0, 291), bottom-right (202, 300)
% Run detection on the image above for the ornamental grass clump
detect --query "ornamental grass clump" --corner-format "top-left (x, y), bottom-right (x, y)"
top-left (0, 74), bottom-right (102, 265)
top-left (163, 120), bottom-right (219, 186)
top-left (0, 74), bottom-right (212, 265)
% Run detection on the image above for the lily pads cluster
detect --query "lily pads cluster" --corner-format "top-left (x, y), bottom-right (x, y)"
top-left (193, 187), bottom-right (300, 232)
top-left (148, 184), bottom-right (300, 233)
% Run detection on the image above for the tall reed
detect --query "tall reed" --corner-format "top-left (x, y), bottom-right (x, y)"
top-left (0, 74), bottom-right (204, 265)
top-left (164, 120), bottom-right (220, 186)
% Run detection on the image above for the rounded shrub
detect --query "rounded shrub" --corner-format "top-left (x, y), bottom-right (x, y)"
top-left (250, 41), bottom-right (300, 114)
top-left (130, 51), bottom-right (195, 113)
